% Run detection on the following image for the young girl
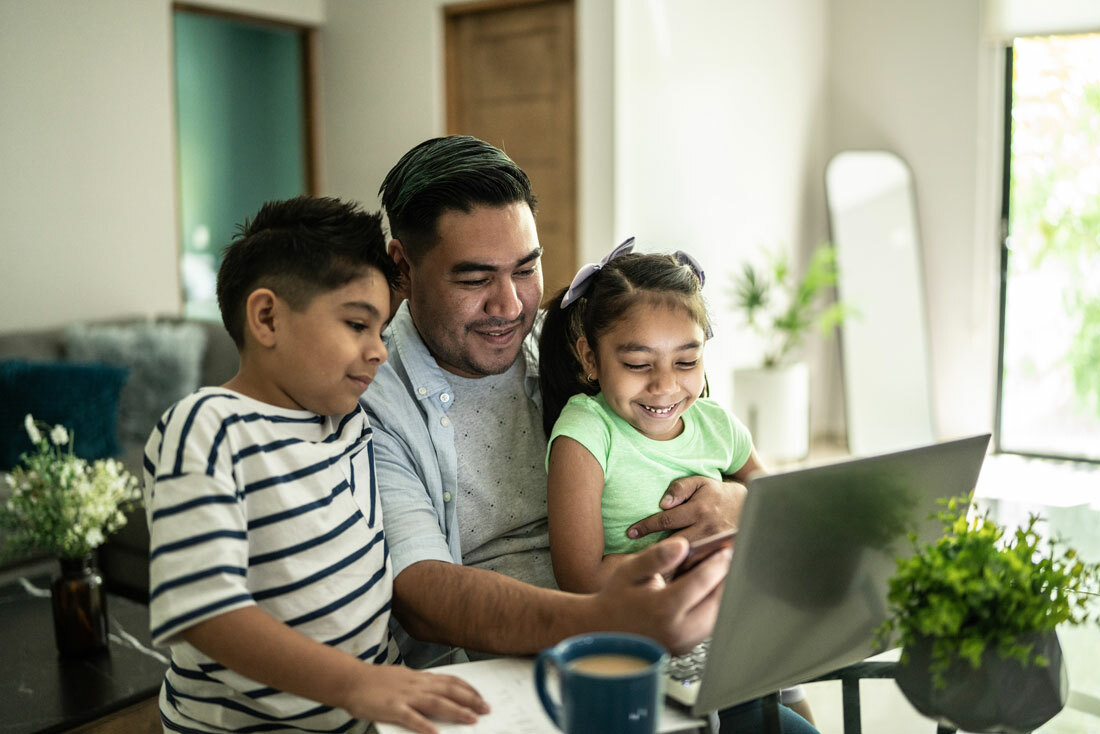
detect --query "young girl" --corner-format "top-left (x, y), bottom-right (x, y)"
top-left (539, 237), bottom-right (765, 589)
top-left (538, 239), bottom-right (814, 728)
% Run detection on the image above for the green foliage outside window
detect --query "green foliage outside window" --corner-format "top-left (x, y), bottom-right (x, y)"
top-left (1008, 35), bottom-right (1100, 421)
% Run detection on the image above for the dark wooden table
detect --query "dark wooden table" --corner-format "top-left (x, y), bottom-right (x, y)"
top-left (0, 575), bottom-right (167, 733)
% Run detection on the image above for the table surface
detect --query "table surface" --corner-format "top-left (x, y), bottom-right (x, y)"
top-left (374, 657), bottom-right (708, 734)
top-left (1, 575), bottom-right (167, 734)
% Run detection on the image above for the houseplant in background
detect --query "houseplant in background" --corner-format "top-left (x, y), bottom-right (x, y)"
top-left (877, 497), bottom-right (1100, 733)
top-left (729, 243), bottom-right (848, 461)
top-left (0, 414), bottom-right (141, 657)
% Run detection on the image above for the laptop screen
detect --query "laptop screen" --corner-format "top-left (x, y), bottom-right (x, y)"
top-left (692, 434), bottom-right (991, 715)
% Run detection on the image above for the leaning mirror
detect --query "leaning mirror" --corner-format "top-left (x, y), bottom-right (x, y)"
top-left (825, 151), bottom-right (935, 456)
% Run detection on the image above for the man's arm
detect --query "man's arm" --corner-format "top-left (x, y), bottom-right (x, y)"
top-left (392, 536), bottom-right (730, 656)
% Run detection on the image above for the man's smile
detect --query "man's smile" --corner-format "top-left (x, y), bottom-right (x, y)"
top-left (470, 319), bottom-right (525, 345)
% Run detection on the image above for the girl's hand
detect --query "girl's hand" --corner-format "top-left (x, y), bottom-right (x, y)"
top-left (343, 666), bottom-right (489, 734)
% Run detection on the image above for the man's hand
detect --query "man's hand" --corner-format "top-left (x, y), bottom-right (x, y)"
top-left (626, 476), bottom-right (747, 543)
top-left (591, 537), bottom-right (732, 655)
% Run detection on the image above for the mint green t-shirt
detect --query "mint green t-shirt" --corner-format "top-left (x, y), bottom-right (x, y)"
top-left (547, 393), bottom-right (753, 554)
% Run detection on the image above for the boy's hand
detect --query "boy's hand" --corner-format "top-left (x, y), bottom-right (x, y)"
top-left (626, 476), bottom-right (746, 543)
top-left (180, 607), bottom-right (488, 734)
top-left (346, 666), bottom-right (489, 734)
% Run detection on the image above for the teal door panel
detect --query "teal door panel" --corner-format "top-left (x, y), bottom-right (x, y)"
top-left (174, 11), bottom-right (308, 319)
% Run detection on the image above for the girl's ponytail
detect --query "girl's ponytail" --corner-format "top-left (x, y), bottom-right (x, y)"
top-left (538, 287), bottom-right (596, 437)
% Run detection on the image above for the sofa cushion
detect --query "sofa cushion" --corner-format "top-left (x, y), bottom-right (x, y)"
top-left (0, 359), bottom-right (130, 469)
top-left (65, 322), bottom-right (207, 446)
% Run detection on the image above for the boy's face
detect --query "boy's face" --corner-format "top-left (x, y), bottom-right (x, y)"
top-left (580, 302), bottom-right (706, 442)
top-left (270, 270), bottom-right (391, 416)
top-left (401, 202), bottom-right (543, 378)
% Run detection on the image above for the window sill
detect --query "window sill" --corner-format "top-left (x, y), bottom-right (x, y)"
top-left (976, 452), bottom-right (1100, 508)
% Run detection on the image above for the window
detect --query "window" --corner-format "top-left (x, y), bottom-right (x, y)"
top-left (173, 9), bottom-right (314, 319)
top-left (997, 34), bottom-right (1100, 462)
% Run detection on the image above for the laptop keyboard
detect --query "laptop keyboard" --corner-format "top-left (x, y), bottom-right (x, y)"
top-left (665, 639), bottom-right (710, 706)
top-left (667, 639), bottom-right (710, 683)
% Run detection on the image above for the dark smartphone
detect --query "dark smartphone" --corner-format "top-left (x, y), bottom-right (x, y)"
top-left (669, 529), bottom-right (737, 579)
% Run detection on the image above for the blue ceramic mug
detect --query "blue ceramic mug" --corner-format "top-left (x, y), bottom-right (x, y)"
top-left (534, 632), bottom-right (668, 734)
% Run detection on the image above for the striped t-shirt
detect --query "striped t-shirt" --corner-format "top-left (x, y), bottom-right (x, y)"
top-left (143, 387), bottom-right (397, 733)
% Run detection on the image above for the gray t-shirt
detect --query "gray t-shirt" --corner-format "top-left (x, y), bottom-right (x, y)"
top-left (449, 360), bottom-right (556, 590)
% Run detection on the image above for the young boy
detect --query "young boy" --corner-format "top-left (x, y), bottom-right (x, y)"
top-left (143, 196), bottom-right (488, 734)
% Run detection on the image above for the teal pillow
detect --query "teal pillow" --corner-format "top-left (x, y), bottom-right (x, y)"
top-left (0, 360), bottom-right (129, 470)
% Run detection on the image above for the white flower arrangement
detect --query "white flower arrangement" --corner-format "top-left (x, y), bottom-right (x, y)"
top-left (1, 414), bottom-right (141, 560)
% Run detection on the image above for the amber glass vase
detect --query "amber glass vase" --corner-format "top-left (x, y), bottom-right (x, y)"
top-left (51, 554), bottom-right (109, 657)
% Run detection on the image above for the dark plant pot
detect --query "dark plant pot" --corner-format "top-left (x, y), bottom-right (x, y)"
top-left (895, 631), bottom-right (1067, 734)
top-left (51, 554), bottom-right (109, 658)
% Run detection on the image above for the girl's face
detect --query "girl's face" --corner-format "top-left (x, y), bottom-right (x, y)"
top-left (578, 301), bottom-right (707, 441)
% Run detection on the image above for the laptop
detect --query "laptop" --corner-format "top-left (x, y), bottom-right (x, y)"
top-left (666, 434), bottom-right (991, 716)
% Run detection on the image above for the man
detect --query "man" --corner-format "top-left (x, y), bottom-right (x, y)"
top-left (361, 136), bottom-right (817, 731)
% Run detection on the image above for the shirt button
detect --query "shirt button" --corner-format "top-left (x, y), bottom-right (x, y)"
top-left (441, 416), bottom-right (451, 427)
top-left (443, 492), bottom-right (452, 502)
top-left (417, 386), bottom-right (427, 395)
top-left (440, 393), bottom-right (451, 403)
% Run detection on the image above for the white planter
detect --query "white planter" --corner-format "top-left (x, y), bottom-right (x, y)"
top-left (732, 362), bottom-right (810, 463)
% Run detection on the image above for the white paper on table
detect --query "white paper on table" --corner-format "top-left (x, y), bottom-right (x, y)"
top-left (373, 657), bottom-right (706, 734)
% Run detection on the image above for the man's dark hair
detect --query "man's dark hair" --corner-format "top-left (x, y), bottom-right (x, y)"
top-left (216, 196), bottom-right (400, 347)
top-left (378, 135), bottom-right (537, 262)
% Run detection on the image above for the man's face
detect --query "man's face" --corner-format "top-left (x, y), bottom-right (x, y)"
top-left (403, 202), bottom-right (543, 378)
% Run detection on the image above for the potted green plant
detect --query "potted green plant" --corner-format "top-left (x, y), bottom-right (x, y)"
top-left (0, 415), bottom-right (141, 657)
top-left (729, 243), bottom-right (849, 461)
top-left (876, 497), bottom-right (1100, 733)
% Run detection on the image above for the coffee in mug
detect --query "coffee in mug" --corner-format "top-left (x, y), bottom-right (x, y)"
top-left (567, 653), bottom-right (652, 676)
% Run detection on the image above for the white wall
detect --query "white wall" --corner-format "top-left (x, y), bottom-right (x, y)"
top-left (0, 1), bottom-right (179, 333)
top-left (0, 0), bottom-right (1018, 447)
top-left (613, 0), bottom-right (834, 426)
top-left (0, 0), bottom-right (613, 335)
top-left (0, 0), bottom-right (324, 335)
top-left (319, 0), bottom-right (446, 208)
top-left (827, 0), bottom-right (996, 441)
top-left (319, 0), bottom-right (616, 256)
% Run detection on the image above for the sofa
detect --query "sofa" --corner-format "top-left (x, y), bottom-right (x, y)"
top-left (0, 316), bottom-right (239, 601)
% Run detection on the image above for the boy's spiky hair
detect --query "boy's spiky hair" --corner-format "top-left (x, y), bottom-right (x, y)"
top-left (216, 196), bottom-right (399, 347)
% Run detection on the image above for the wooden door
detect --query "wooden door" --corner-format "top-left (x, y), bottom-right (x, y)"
top-left (445, 0), bottom-right (577, 301)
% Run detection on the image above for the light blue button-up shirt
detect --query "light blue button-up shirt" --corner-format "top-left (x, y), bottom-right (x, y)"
top-left (360, 301), bottom-right (542, 665)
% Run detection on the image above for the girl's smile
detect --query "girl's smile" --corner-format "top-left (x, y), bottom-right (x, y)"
top-left (578, 300), bottom-right (707, 441)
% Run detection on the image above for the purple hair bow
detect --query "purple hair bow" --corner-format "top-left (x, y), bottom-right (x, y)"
top-left (560, 237), bottom-right (636, 308)
top-left (673, 250), bottom-right (706, 288)
top-left (560, 238), bottom-right (707, 309)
